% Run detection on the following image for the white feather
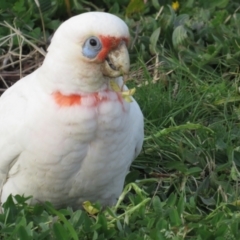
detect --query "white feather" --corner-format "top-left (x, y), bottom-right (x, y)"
top-left (0, 12), bottom-right (144, 209)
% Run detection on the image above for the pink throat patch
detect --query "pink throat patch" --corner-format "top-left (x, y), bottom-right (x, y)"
top-left (53, 91), bottom-right (123, 107)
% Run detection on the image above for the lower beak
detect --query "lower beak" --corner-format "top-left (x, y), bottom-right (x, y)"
top-left (101, 42), bottom-right (130, 78)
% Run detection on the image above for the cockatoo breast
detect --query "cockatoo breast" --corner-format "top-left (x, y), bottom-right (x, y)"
top-left (1, 78), bottom-right (138, 208)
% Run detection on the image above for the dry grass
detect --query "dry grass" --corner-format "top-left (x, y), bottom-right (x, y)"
top-left (0, 22), bottom-right (46, 91)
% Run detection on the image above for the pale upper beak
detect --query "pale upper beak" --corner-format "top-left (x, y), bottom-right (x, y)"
top-left (101, 42), bottom-right (130, 78)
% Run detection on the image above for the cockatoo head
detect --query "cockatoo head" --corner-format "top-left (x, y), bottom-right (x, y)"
top-left (41, 12), bottom-right (130, 93)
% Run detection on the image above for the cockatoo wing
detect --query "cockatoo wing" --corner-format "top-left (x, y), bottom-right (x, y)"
top-left (0, 78), bottom-right (28, 191)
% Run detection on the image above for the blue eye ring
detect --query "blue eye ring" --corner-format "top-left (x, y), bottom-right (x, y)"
top-left (82, 36), bottom-right (102, 59)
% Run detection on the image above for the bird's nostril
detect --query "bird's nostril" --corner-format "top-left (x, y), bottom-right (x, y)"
top-left (106, 57), bottom-right (117, 70)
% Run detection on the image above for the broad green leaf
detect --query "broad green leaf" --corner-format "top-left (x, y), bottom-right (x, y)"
top-left (215, 223), bottom-right (228, 237)
top-left (44, 202), bottom-right (78, 240)
top-left (58, 209), bottom-right (71, 216)
top-left (96, 213), bottom-right (108, 231)
top-left (149, 27), bottom-right (161, 55)
top-left (212, 212), bottom-right (224, 225)
top-left (172, 25), bottom-right (188, 48)
top-left (152, 196), bottom-right (162, 214)
top-left (186, 167), bottom-right (202, 175)
top-left (13, 0), bottom-right (25, 12)
top-left (116, 220), bottom-right (123, 232)
top-left (156, 218), bottom-right (168, 230)
top-left (199, 196), bottom-right (216, 206)
top-left (185, 0), bottom-right (194, 8)
top-left (147, 217), bottom-right (155, 228)
top-left (69, 210), bottom-right (83, 227)
top-left (177, 194), bottom-right (185, 215)
top-left (165, 161), bottom-right (187, 172)
top-left (199, 8), bottom-right (211, 21)
top-left (17, 226), bottom-right (31, 240)
top-left (204, 0), bottom-right (229, 8)
top-left (92, 231), bottom-right (98, 240)
top-left (126, 0), bottom-right (145, 16)
top-left (150, 229), bottom-right (165, 239)
top-left (168, 208), bottom-right (181, 226)
top-left (151, 0), bottom-right (160, 10)
top-left (230, 164), bottom-right (240, 181)
top-left (125, 170), bottom-right (140, 184)
top-left (166, 193), bottom-right (177, 206)
top-left (174, 14), bottom-right (189, 28)
top-left (184, 214), bottom-right (203, 222)
top-left (109, 2), bottom-right (120, 14)
top-left (45, 20), bottom-right (61, 30)
top-left (53, 222), bottom-right (69, 240)
top-left (38, 229), bottom-right (52, 240)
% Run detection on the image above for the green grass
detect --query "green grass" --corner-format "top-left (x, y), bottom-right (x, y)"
top-left (1, 0), bottom-right (240, 239)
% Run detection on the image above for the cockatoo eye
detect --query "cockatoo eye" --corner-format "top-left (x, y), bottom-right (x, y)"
top-left (82, 36), bottom-right (102, 58)
top-left (89, 38), bottom-right (97, 46)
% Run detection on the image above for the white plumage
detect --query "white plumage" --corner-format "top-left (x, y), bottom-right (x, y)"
top-left (0, 12), bottom-right (143, 209)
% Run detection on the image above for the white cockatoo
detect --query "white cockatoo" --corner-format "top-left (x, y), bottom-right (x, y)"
top-left (0, 12), bottom-right (143, 209)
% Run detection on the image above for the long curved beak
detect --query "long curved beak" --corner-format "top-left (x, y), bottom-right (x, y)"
top-left (101, 42), bottom-right (130, 78)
